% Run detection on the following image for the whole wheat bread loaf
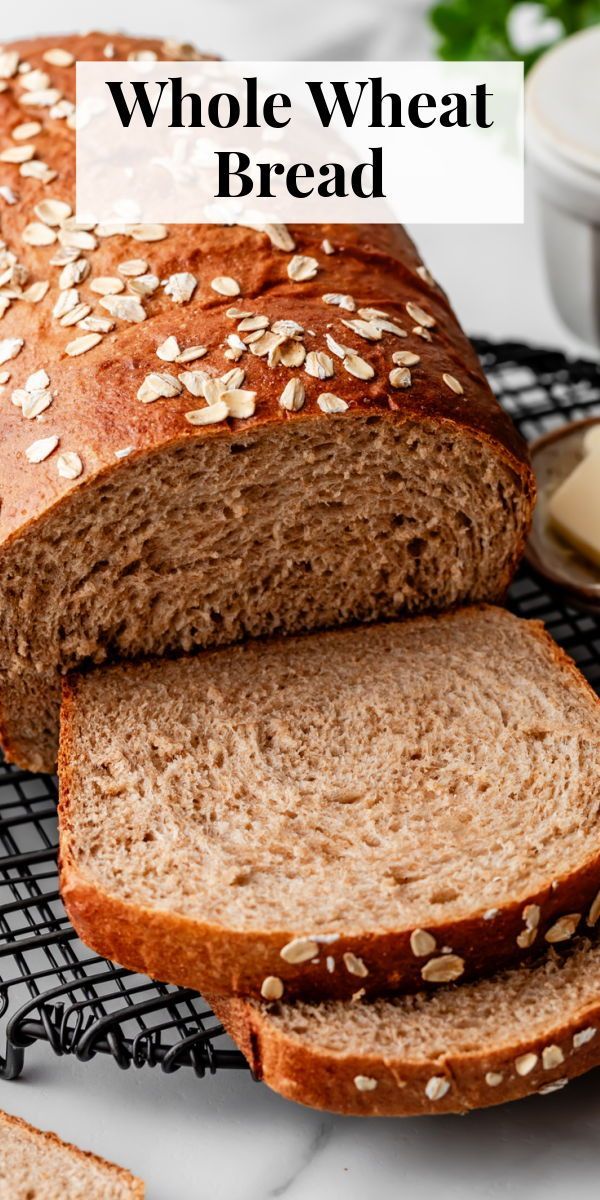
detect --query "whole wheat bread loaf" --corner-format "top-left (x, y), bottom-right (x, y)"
top-left (0, 1109), bottom-right (143, 1198)
top-left (59, 606), bottom-right (600, 1002)
top-left (0, 33), bottom-right (534, 774)
top-left (210, 937), bottom-right (600, 1116)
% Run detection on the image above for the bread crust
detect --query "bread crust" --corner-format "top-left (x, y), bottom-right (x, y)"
top-left (0, 34), bottom-right (534, 772)
top-left (0, 1108), bottom-right (144, 1196)
top-left (208, 968), bottom-right (600, 1116)
top-left (58, 607), bottom-right (600, 1003)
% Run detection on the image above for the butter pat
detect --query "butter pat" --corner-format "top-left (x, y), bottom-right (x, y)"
top-left (548, 452), bottom-right (600, 566)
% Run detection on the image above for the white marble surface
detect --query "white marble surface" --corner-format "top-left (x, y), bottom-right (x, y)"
top-left (1, 3), bottom-right (599, 1198)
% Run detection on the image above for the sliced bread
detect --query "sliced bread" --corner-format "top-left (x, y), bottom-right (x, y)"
top-left (59, 605), bottom-right (600, 1002)
top-left (210, 937), bottom-right (600, 1116)
top-left (0, 1109), bottom-right (143, 1198)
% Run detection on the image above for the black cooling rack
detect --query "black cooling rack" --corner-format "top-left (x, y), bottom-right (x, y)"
top-left (1, 338), bottom-right (599, 1084)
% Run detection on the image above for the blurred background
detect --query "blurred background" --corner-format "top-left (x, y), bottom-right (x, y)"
top-left (3, 0), bottom-right (599, 349)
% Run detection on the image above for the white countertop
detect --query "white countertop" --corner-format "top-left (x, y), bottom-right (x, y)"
top-left (1, 3), bottom-right (598, 1198)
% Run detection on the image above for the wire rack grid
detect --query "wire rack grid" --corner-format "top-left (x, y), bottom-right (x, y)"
top-left (0, 337), bottom-right (599, 1083)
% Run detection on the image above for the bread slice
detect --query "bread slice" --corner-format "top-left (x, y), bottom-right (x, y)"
top-left (210, 938), bottom-right (600, 1116)
top-left (0, 33), bottom-right (535, 776)
top-left (0, 1109), bottom-right (143, 1198)
top-left (59, 605), bottom-right (600, 1002)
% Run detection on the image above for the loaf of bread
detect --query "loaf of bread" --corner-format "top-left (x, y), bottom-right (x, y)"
top-left (59, 606), bottom-right (600, 1002)
top-left (210, 937), bottom-right (600, 1116)
top-left (0, 34), bottom-right (534, 773)
top-left (0, 1108), bottom-right (143, 1198)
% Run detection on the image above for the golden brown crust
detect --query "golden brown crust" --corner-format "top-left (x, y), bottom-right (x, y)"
top-left (209, 985), bottom-right (600, 1116)
top-left (0, 1108), bottom-right (144, 1196)
top-left (58, 607), bottom-right (600, 1003)
top-left (0, 33), bottom-right (534, 771)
